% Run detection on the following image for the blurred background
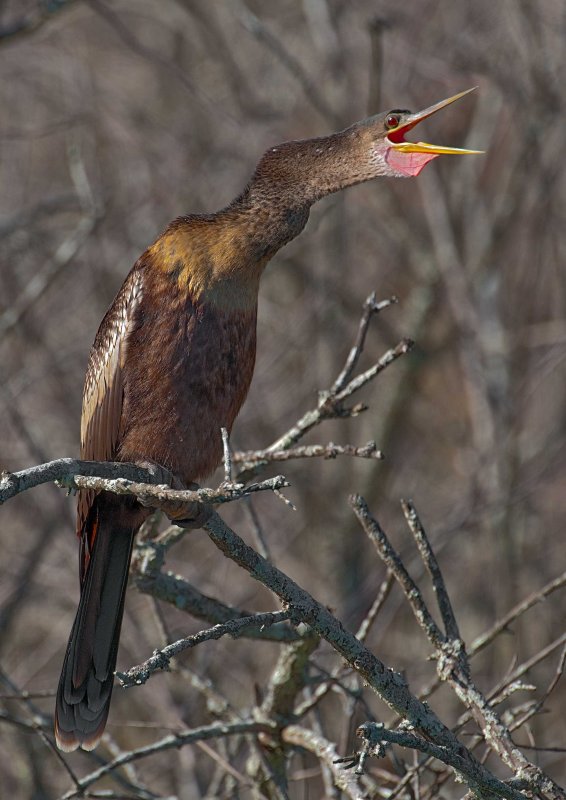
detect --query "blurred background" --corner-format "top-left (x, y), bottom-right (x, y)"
top-left (0, 0), bottom-right (565, 797)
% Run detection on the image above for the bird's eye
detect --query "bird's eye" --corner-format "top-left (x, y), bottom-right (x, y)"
top-left (385, 114), bottom-right (400, 130)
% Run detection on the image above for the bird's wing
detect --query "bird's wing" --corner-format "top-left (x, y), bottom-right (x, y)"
top-left (77, 267), bottom-right (144, 582)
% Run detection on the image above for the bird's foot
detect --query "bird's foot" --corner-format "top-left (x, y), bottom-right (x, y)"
top-left (134, 461), bottom-right (212, 529)
top-left (163, 478), bottom-right (212, 530)
top-left (164, 496), bottom-right (212, 530)
top-left (134, 460), bottom-right (175, 486)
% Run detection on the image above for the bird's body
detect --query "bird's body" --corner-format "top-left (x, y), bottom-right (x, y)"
top-left (55, 89), bottom-right (480, 752)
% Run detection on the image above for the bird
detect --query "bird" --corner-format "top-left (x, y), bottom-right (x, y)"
top-left (54, 88), bottom-right (481, 752)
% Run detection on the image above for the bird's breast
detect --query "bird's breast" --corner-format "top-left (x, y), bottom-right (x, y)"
top-left (119, 294), bottom-right (257, 484)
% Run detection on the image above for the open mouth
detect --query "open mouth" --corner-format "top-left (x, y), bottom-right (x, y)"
top-left (384, 88), bottom-right (483, 177)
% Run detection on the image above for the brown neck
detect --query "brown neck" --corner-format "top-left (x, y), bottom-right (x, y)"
top-left (217, 124), bottom-right (375, 265)
top-left (245, 121), bottom-right (387, 208)
top-left (153, 119), bottom-right (387, 307)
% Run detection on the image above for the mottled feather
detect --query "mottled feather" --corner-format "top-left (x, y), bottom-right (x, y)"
top-left (77, 268), bottom-right (143, 579)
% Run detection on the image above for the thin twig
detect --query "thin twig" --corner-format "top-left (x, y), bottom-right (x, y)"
top-left (331, 294), bottom-right (397, 394)
top-left (401, 499), bottom-right (461, 642)
top-left (244, 498), bottom-right (272, 561)
top-left (60, 720), bottom-right (277, 798)
top-left (119, 610), bottom-right (293, 687)
top-left (132, 551), bottom-right (301, 643)
top-left (350, 494), bottom-right (445, 649)
top-left (333, 339), bottom-right (414, 405)
top-left (235, 338), bottom-right (412, 484)
top-left (355, 571), bottom-right (395, 643)
top-left (196, 739), bottom-right (253, 789)
top-left (469, 571), bottom-right (566, 656)
top-left (539, 644), bottom-right (566, 707)
top-left (221, 427), bottom-right (233, 483)
top-left (234, 441), bottom-right (383, 468)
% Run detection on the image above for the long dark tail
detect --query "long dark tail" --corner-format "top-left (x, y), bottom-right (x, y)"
top-left (55, 497), bottom-right (141, 752)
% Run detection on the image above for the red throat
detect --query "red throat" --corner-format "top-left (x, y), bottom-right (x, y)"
top-left (385, 148), bottom-right (439, 177)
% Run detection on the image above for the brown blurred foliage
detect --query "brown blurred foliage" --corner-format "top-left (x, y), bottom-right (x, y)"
top-left (0, 0), bottom-right (565, 797)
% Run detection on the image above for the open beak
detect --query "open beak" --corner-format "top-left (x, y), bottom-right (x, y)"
top-left (384, 87), bottom-right (483, 177)
top-left (387, 87), bottom-right (483, 157)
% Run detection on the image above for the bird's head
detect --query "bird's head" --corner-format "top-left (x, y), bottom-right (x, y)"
top-left (250, 87), bottom-right (482, 208)
top-left (358, 86), bottom-right (482, 179)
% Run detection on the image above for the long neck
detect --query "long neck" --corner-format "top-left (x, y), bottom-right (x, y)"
top-left (226, 183), bottom-right (311, 259)
top-left (148, 120), bottom-right (383, 307)
top-left (247, 122), bottom-right (386, 206)
top-left (212, 125), bottom-right (370, 262)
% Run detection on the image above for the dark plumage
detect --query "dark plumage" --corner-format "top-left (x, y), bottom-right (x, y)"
top-left (55, 89), bottom-right (480, 751)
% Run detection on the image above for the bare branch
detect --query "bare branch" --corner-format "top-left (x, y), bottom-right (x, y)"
top-left (351, 495), bottom-right (563, 798)
top-left (69, 472), bottom-right (289, 510)
top-left (132, 545), bottom-right (300, 642)
top-left (331, 294), bottom-right (397, 394)
top-left (469, 571), bottom-right (566, 657)
top-left (234, 440), bottom-right (383, 469)
top-left (60, 719), bottom-right (277, 799)
top-left (0, 457), bottom-right (289, 510)
top-left (284, 725), bottom-right (370, 800)
top-left (401, 499), bottom-right (461, 643)
top-left (221, 426), bottom-right (233, 484)
top-left (118, 610), bottom-right (292, 687)
top-left (232, 0), bottom-right (337, 125)
top-left (0, 458), bottom-right (163, 503)
top-left (355, 723), bottom-right (525, 800)
top-left (233, 297), bottom-right (411, 483)
top-left (350, 494), bottom-right (445, 648)
top-left (247, 339), bottom-right (412, 469)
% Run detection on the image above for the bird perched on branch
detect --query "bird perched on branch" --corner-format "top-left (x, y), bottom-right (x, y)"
top-left (55, 89), bottom-right (481, 751)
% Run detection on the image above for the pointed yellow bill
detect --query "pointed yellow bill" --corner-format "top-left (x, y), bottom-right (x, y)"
top-left (391, 141), bottom-right (484, 156)
top-left (387, 87), bottom-right (484, 157)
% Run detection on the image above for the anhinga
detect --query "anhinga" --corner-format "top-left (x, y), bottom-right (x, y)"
top-left (55, 89), bottom-right (481, 752)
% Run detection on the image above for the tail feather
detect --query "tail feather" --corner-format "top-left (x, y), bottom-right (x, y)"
top-left (55, 498), bottom-right (138, 752)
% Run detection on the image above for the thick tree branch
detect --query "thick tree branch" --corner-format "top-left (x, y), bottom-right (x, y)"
top-left (0, 457), bottom-right (289, 509)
